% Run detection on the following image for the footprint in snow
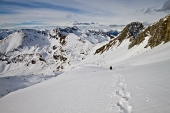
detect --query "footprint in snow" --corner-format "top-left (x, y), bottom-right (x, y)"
top-left (116, 74), bottom-right (133, 113)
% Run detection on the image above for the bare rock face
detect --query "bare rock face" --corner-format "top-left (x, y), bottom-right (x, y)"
top-left (117, 22), bottom-right (143, 43)
top-left (129, 14), bottom-right (170, 49)
top-left (129, 22), bottom-right (144, 38)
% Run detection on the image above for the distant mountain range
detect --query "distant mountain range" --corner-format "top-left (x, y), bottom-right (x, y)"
top-left (0, 14), bottom-right (170, 74)
top-left (0, 25), bottom-right (119, 73)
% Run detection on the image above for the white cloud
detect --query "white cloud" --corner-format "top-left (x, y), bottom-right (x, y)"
top-left (0, 0), bottom-right (169, 29)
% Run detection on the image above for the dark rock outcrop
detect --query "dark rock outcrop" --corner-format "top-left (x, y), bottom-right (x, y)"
top-left (129, 14), bottom-right (170, 49)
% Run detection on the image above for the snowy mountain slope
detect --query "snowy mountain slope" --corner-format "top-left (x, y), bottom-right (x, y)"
top-left (0, 26), bottom-right (116, 75)
top-left (0, 29), bottom-right (50, 53)
top-left (46, 27), bottom-right (112, 69)
top-left (0, 66), bottom-right (133, 113)
top-left (0, 37), bottom-right (170, 113)
top-left (0, 14), bottom-right (170, 113)
top-left (0, 31), bottom-right (24, 54)
top-left (0, 26), bottom-right (114, 98)
top-left (0, 29), bottom-right (53, 76)
top-left (115, 58), bottom-right (170, 113)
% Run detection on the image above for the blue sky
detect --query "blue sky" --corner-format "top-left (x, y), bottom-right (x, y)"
top-left (0, 0), bottom-right (170, 29)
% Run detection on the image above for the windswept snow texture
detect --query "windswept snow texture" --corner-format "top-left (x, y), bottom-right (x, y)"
top-left (0, 35), bottom-right (170, 113)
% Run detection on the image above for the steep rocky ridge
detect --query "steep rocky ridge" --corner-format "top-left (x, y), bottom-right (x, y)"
top-left (95, 22), bottom-right (144, 54)
top-left (95, 14), bottom-right (170, 54)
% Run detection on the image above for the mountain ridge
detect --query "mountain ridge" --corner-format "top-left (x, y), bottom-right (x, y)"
top-left (95, 14), bottom-right (170, 54)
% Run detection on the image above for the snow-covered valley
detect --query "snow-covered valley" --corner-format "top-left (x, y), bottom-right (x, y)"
top-left (0, 14), bottom-right (170, 113)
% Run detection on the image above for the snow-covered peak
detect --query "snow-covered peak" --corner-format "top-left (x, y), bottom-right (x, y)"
top-left (0, 30), bottom-right (24, 53)
top-left (0, 29), bottom-right (50, 54)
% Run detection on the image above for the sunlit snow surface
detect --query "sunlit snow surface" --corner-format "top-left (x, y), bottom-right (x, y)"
top-left (0, 37), bottom-right (170, 113)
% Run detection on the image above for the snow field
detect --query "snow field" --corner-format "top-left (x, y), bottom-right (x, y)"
top-left (0, 66), bottom-right (133, 113)
top-left (115, 59), bottom-right (170, 113)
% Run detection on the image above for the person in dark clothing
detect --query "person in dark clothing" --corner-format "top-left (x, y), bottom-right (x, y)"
top-left (110, 66), bottom-right (112, 70)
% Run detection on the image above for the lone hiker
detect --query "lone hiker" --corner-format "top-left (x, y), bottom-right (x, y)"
top-left (110, 66), bottom-right (112, 70)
